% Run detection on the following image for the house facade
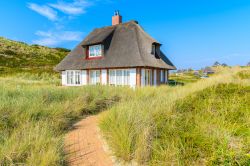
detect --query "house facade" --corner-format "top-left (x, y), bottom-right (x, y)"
top-left (55, 12), bottom-right (176, 88)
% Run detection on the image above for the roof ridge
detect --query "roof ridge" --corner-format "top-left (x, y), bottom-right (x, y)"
top-left (95, 20), bottom-right (138, 30)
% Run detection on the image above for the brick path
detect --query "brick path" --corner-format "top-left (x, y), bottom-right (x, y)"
top-left (64, 115), bottom-right (113, 166)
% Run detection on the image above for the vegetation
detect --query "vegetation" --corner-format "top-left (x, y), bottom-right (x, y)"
top-left (0, 37), bottom-right (69, 75)
top-left (237, 69), bottom-right (250, 79)
top-left (169, 72), bottom-right (200, 84)
top-left (0, 74), bottom-right (130, 165)
top-left (100, 67), bottom-right (250, 165)
top-left (1, 37), bottom-right (249, 165)
top-left (0, 67), bottom-right (249, 165)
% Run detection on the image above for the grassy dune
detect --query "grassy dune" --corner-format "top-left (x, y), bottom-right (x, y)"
top-left (0, 74), bottom-right (130, 165)
top-left (169, 72), bottom-right (200, 84)
top-left (0, 37), bottom-right (69, 75)
top-left (100, 67), bottom-right (250, 165)
top-left (0, 67), bottom-right (249, 165)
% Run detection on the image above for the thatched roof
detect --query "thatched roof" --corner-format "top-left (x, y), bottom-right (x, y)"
top-left (55, 21), bottom-right (176, 71)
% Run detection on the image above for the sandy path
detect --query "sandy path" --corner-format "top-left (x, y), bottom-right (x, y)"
top-left (64, 115), bottom-right (113, 166)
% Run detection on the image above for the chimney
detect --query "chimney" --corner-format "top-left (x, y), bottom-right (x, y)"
top-left (112, 10), bottom-right (122, 25)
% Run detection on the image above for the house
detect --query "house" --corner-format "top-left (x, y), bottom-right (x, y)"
top-left (55, 12), bottom-right (176, 87)
top-left (203, 67), bottom-right (215, 75)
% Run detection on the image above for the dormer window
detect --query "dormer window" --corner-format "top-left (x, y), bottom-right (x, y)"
top-left (152, 44), bottom-right (156, 55)
top-left (89, 44), bottom-right (102, 57)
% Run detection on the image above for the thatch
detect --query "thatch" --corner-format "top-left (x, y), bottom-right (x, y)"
top-left (55, 21), bottom-right (176, 71)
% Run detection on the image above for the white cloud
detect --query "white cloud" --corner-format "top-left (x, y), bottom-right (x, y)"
top-left (28, 3), bottom-right (58, 21)
top-left (33, 30), bottom-right (83, 47)
top-left (49, 0), bottom-right (92, 15)
top-left (28, 0), bottom-right (109, 46)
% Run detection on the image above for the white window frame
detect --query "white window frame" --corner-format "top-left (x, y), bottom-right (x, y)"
top-left (89, 70), bottom-right (101, 85)
top-left (109, 69), bottom-right (130, 86)
top-left (89, 44), bottom-right (102, 57)
top-left (66, 70), bottom-right (82, 86)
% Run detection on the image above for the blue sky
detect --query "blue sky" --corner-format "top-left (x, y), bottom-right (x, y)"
top-left (0, 0), bottom-right (250, 69)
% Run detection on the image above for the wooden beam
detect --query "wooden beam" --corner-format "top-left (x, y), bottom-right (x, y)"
top-left (163, 70), bottom-right (165, 83)
top-left (100, 69), bottom-right (102, 85)
top-left (157, 69), bottom-right (160, 85)
top-left (152, 69), bottom-right (154, 85)
top-left (107, 69), bottom-right (109, 85)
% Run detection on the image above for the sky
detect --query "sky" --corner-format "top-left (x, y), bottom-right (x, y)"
top-left (0, 0), bottom-right (250, 69)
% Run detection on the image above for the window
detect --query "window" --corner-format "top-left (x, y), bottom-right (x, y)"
top-left (109, 70), bottom-right (116, 85)
top-left (145, 69), bottom-right (152, 86)
top-left (75, 71), bottom-right (81, 85)
top-left (90, 70), bottom-right (101, 85)
top-left (124, 70), bottom-right (130, 85)
top-left (109, 69), bottom-right (130, 86)
top-left (160, 70), bottom-right (164, 82)
top-left (89, 45), bottom-right (102, 57)
top-left (116, 70), bottom-right (123, 85)
top-left (66, 71), bottom-right (81, 85)
top-left (152, 44), bottom-right (156, 55)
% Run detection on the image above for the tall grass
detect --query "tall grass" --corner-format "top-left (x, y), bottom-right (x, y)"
top-left (99, 67), bottom-right (250, 165)
top-left (0, 75), bottom-right (130, 165)
top-left (0, 67), bottom-right (249, 165)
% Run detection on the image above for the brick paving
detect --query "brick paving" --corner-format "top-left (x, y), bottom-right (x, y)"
top-left (64, 115), bottom-right (113, 166)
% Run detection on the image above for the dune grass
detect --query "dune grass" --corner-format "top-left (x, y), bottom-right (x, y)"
top-left (0, 67), bottom-right (249, 165)
top-left (99, 67), bottom-right (250, 165)
top-left (0, 74), bottom-right (130, 165)
top-left (169, 72), bottom-right (200, 84)
top-left (0, 36), bottom-right (69, 75)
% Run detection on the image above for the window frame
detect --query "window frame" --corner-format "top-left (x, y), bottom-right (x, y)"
top-left (109, 69), bottom-right (131, 86)
top-left (144, 69), bottom-right (152, 86)
top-left (89, 70), bottom-right (101, 85)
top-left (66, 70), bottom-right (82, 86)
top-left (88, 44), bottom-right (102, 58)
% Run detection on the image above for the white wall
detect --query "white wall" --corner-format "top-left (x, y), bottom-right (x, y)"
top-left (129, 68), bottom-right (136, 88)
top-left (141, 69), bottom-right (145, 87)
top-left (101, 69), bottom-right (107, 85)
top-left (62, 71), bottom-right (66, 86)
top-left (81, 70), bottom-right (87, 85)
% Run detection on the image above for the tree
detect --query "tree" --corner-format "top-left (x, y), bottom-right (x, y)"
top-left (213, 61), bottom-right (221, 67)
